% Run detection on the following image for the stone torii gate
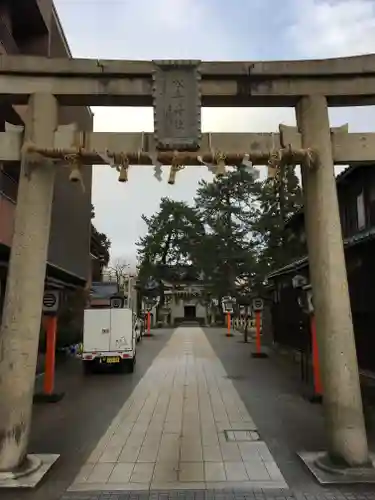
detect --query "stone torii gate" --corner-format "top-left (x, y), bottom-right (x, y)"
top-left (0, 54), bottom-right (375, 484)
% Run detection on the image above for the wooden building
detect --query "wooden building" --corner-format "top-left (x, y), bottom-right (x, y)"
top-left (267, 165), bottom-right (375, 372)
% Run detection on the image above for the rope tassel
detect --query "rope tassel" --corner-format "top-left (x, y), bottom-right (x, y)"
top-left (215, 152), bottom-right (226, 177)
top-left (168, 151), bottom-right (185, 185)
top-left (117, 153), bottom-right (129, 182)
top-left (65, 153), bottom-right (85, 192)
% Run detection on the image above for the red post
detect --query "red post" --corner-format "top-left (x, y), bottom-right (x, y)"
top-left (310, 314), bottom-right (323, 396)
top-left (147, 311), bottom-right (151, 336)
top-left (43, 316), bottom-right (57, 395)
top-left (227, 312), bottom-right (231, 337)
top-left (255, 310), bottom-right (261, 354)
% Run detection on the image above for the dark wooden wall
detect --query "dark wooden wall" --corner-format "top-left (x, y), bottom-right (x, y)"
top-left (271, 239), bottom-right (375, 372)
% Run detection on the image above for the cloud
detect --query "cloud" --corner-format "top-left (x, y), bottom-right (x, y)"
top-left (147, 0), bottom-right (208, 30)
top-left (288, 0), bottom-right (375, 58)
top-left (54, 0), bottom-right (375, 260)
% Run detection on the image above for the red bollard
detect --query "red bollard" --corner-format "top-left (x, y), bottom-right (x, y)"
top-left (147, 311), bottom-right (151, 336)
top-left (251, 309), bottom-right (268, 358)
top-left (34, 315), bottom-right (64, 403)
top-left (227, 312), bottom-right (233, 337)
top-left (255, 310), bottom-right (261, 354)
top-left (44, 316), bottom-right (57, 395)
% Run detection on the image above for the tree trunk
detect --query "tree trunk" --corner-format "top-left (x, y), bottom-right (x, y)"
top-left (225, 192), bottom-right (236, 294)
top-left (156, 233), bottom-right (172, 322)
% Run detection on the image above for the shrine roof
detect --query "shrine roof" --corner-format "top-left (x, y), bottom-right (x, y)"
top-left (267, 225), bottom-right (375, 280)
top-left (285, 165), bottom-right (361, 228)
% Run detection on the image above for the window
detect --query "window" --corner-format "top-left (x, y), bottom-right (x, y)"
top-left (357, 191), bottom-right (366, 230)
top-left (90, 282), bottom-right (118, 299)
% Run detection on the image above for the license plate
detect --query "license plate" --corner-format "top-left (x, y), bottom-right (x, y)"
top-left (105, 356), bottom-right (120, 364)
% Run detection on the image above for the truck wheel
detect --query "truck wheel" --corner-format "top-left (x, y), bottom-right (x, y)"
top-left (128, 358), bottom-right (135, 373)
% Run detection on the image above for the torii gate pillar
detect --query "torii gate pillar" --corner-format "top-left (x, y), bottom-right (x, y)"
top-left (296, 95), bottom-right (369, 467)
top-left (0, 93), bottom-right (58, 472)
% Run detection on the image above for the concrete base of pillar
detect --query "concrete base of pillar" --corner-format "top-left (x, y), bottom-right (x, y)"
top-left (251, 351), bottom-right (269, 359)
top-left (225, 333), bottom-right (234, 337)
top-left (33, 392), bottom-right (65, 403)
top-left (0, 454), bottom-right (59, 488)
top-left (298, 451), bottom-right (375, 484)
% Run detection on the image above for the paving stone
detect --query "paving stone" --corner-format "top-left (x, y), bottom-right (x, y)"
top-left (67, 327), bottom-right (287, 494)
top-left (224, 463), bottom-right (248, 482)
top-left (179, 463), bottom-right (205, 482)
top-left (204, 463), bottom-right (226, 482)
top-left (62, 490), bottom-right (375, 500)
top-left (87, 463), bottom-right (115, 483)
top-left (108, 464), bottom-right (135, 483)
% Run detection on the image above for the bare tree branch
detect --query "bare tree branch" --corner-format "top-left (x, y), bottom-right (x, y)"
top-left (107, 258), bottom-right (130, 285)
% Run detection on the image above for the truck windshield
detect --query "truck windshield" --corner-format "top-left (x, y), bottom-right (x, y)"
top-left (90, 282), bottom-right (119, 299)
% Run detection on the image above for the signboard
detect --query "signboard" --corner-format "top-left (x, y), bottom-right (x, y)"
top-left (43, 290), bottom-right (60, 316)
top-left (292, 274), bottom-right (308, 289)
top-left (301, 284), bottom-right (314, 314)
top-left (221, 295), bottom-right (236, 314)
top-left (110, 296), bottom-right (124, 309)
top-left (306, 291), bottom-right (314, 314)
top-left (222, 303), bottom-right (233, 313)
top-left (252, 297), bottom-right (264, 312)
top-left (153, 60), bottom-right (202, 150)
top-left (144, 295), bottom-right (158, 312)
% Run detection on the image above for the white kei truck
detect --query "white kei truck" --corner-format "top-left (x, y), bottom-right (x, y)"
top-left (82, 293), bottom-right (137, 374)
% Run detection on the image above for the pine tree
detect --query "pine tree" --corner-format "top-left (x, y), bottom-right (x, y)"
top-left (253, 164), bottom-right (304, 282)
top-left (136, 197), bottom-right (204, 313)
top-left (91, 204), bottom-right (111, 266)
top-left (193, 169), bottom-right (259, 299)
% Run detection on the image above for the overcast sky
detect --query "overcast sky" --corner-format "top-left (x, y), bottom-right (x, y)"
top-left (54, 0), bottom-right (375, 267)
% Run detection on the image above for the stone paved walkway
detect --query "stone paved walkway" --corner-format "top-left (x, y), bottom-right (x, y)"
top-left (67, 327), bottom-right (287, 493)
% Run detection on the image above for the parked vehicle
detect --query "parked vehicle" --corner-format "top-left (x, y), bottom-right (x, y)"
top-left (134, 313), bottom-right (143, 343)
top-left (82, 304), bottom-right (136, 374)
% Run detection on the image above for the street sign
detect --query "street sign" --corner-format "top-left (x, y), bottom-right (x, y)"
top-left (43, 290), bottom-right (60, 316)
top-left (252, 297), bottom-right (264, 312)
